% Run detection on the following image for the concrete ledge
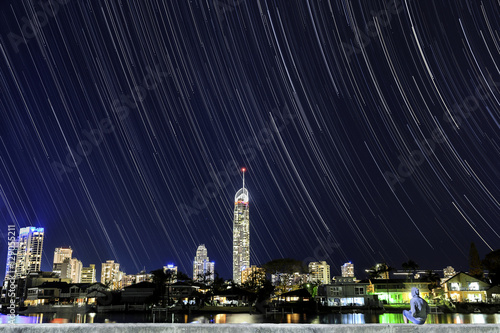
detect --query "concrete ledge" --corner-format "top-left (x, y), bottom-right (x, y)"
top-left (0, 324), bottom-right (499, 332)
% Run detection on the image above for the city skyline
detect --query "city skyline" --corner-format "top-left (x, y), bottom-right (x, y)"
top-left (0, 1), bottom-right (499, 280)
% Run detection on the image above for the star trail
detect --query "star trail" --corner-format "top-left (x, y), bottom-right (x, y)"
top-left (0, 0), bottom-right (499, 279)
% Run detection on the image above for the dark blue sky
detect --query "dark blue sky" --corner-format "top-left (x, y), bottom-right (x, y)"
top-left (0, 0), bottom-right (499, 280)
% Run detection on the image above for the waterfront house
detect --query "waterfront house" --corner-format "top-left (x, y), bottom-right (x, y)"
top-left (278, 288), bottom-right (311, 303)
top-left (25, 281), bottom-right (105, 307)
top-left (442, 272), bottom-right (490, 302)
top-left (121, 281), bottom-right (155, 304)
top-left (366, 278), bottom-right (431, 304)
top-left (211, 286), bottom-right (254, 306)
top-left (486, 285), bottom-right (500, 303)
top-left (318, 277), bottom-right (377, 306)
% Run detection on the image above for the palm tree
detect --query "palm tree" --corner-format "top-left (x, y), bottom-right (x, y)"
top-left (367, 265), bottom-right (381, 279)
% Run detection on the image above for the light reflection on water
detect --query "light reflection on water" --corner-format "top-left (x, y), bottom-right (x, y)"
top-left (1, 312), bottom-right (499, 324)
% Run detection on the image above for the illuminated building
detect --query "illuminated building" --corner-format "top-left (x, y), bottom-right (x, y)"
top-left (443, 266), bottom-right (456, 278)
top-left (122, 270), bottom-right (153, 287)
top-left (70, 258), bottom-right (82, 283)
top-left (442, 272), bottom-right (490, 302)
top-left (309, 261), bottom-right (331, 284)
top-left (233, 168), bottom-right (250, 284)
top-left (341, 262), bottom-right (355, 278)
top-left (101, 260), bottom-right (122, 289)
top-left (81, 264), bottom-right (96, 283)
top-left (14, 227), bottom-right (44, 278)
top-left (193, 244), bottom-right (215, 283)
top-left (53, 247), bottom-right (73, 276)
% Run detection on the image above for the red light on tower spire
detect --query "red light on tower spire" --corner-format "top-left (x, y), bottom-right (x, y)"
top-left (241, 167), bottom-right (246, 190)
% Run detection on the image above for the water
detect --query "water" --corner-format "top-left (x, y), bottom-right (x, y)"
top-left (2, 312), bottom-right (500, 324)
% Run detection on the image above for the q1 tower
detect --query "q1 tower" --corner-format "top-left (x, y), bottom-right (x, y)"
top-left (233, 168), bottom-right (250, 284)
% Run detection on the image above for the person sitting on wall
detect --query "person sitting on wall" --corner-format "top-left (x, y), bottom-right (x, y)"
top-left (403, 287), bottom-right (430, 325)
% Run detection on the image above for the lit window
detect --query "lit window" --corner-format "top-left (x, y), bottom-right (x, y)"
top-left (468, 282), bottom-right (479, 291)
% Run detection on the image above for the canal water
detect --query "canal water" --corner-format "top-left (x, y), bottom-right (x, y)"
top-left (2, 312), bottom-right (500, 324)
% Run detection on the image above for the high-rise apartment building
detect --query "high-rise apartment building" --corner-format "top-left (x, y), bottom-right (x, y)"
top-left (193, 244), bottom-right (215, 283)
top-left (233, 168), bottom-right (250, 284)
top-left (81, 264), bottom-right (96, 283)
top-left (309, 261), bottom-right (331, 284)
top-left (70, 258), bottom-right (82, 283)
top-left (101, 260), bottom-right (121, 289)
top-left (14, 227), bottom-right (44, 278)
top-left (53, 247), bottom-right (73, 276)
top-left (341, 262), bottom-right (355, 278)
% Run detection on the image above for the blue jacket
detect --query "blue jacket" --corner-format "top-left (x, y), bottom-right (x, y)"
top-left (410, 287), bottom-right (430, 322)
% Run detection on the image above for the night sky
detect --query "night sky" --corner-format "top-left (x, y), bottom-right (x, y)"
top-left (0, 0), bottom-right (499, 280)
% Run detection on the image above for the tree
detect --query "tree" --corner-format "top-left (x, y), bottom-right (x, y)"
top-left (483, 249), bottom-right (500, 285)
top-left (469, 242), bottom-right (483, 278)
top-left (151, 269), bottom-right (168, 307)
top-left (241, 269), bottom-right (266, 293)
top-left (402, 259), bottom-right (419, 281)
top-left (256, 279), bottom-right (275, 303)
top-left (368, 263), bottom-right (393, 280)
top-left (196, 271), bottom-right (214, 285)
top-left (262, 258), bottom-right (307, 294)
top-left (367, 265), bottom-right (382, 279)
top-left (424, 270), bottom-right (441, 296)
top-left (176, 271), bottom-right (191, 283)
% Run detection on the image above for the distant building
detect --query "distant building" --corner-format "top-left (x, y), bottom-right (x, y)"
top-left (193, 245), bottom-right (215, 283)
top-left (272, 272), bottom-right (309, 292)
top-left (14, 227), bottom-right (44, 278)
top-left (443, 266), bottom-right (456, 278)
top-left (122, 270), bottom-right (153, 287)
top-left (70, 258), bottom-right (82, 283)
top-left (233, 168), bottom-right (250, 285)
top-left (241, 265), bottom-right (265, 286)
top-left (309, 261), bottom-right (331, 284)
top-left (60, 258), bottom-right (72, 280)
top-left (341, 262), bottom-right (355, 278)
top-left (81, 264), bottom-right (96, 284)
top-left (52, 247), bottom-right (73, 276)
top-left (101, 260), bottom-right (122, 289)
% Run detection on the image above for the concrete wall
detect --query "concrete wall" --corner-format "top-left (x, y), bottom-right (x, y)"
top-left (0, 324), bottom-right (499, 332)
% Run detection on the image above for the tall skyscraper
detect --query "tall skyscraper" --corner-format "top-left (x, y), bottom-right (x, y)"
top-left (14, 227), bottom-right (44, 278)
top-left (53, 247), bottom-right (73, 276)
top-left (193, 244), bottom-right (215, 283)
top-left (81, 264), bottom-right (96, 283)
top-left (341, 262), bottom-right (355, 278)
top-left (309, 261), bottom-right (331, 284)
top-left (233, 168), bottom-right (250, 284)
